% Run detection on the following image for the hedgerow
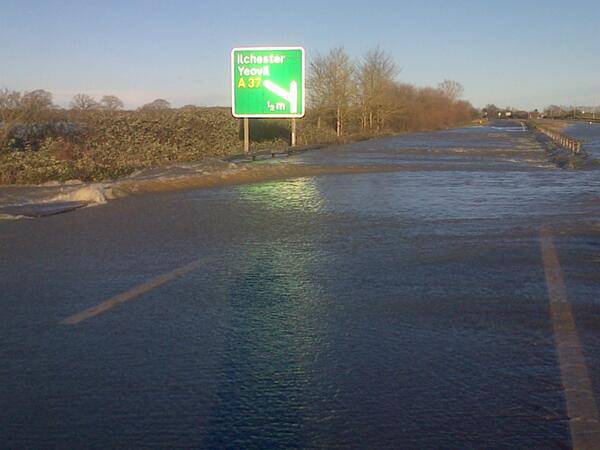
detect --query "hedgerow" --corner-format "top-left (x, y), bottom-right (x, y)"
top-left (0, 108), bottom-right (280, 183)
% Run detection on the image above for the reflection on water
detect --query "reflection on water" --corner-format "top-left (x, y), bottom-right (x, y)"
top-left (235, 177), bottom-right (325, 214)
top-left (206, 238), bottom-right (328, 448)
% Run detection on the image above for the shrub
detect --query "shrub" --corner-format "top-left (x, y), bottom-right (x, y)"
top-left (4, 121), bottom-right (88, 151)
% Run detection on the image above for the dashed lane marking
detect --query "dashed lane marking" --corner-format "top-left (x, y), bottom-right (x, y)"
top-left (61, 259), bottom-right (208, 325)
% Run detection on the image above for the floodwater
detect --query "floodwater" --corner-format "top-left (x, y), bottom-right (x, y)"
top-left (1, 122), bottom-right (599, 448)
top-left (564, 121), bottom-right (600, 159)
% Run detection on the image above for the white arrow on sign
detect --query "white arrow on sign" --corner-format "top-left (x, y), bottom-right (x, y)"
top-left (263, 80), bottom-right (298, 114)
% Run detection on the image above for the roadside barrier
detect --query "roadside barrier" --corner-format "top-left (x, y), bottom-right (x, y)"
top-left (527, 121), bottom-right (582, 155)
top-left (225, 144), bottom-right (324, 163)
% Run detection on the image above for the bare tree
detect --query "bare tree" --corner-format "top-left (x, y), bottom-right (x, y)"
top-left (358, 47), bottom-right (399, 130)
top-left (21, 89), bottom-right (54, 109)
top-left (100, 95), bottom-right (124, 111)
top-left (438, 79), bottom-right (464, 101)
top-left (308, 47), bottom-right (355, 136)
top-left (483, 104), bottom-right (500, 118)
top-left (140, 99), bottom-right (171, 110)
top-left (544, 105), bottom-right (564, 118)
top-left (71, 93), bottom-right (100, 111)
top-left (307, 53), bottom-right (328, 129)
top-left (0, 89), bottom-right (22, 110)
top-left (180, 104), bottom-right (200, 110)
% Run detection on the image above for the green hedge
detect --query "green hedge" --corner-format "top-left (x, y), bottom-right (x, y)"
top-left (1, 108), bottom-right (284, 184)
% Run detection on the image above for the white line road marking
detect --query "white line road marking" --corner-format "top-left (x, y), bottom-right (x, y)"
top-left (540, 227), bottom-right (600, 449)
top-left (61, 258), bottom-right (208, 325)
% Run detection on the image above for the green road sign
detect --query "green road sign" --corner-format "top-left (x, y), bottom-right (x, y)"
top-left (231, 47), bottom-right (305, 118)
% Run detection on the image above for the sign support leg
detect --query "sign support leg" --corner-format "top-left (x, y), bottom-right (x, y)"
top-left (243, 118), bottom-right (249, 153)
top-left (291, 118), bottom-right (297, 148)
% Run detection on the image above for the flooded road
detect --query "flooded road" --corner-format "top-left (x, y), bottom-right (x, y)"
top-left (1, 122), bottom-right (599, 448)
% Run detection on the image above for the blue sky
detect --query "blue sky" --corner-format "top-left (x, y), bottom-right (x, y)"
top-left (1, 0), bottom-right (599, 110)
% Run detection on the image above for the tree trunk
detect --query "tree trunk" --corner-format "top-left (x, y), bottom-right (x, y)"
top-left (361, 104), bottom-right (367, 132)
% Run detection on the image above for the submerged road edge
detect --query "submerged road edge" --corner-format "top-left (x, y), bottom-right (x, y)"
top-left (540, 227), bottom-right (600, 449)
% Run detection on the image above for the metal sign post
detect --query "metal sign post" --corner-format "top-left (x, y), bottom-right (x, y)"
top-left (291, 118), bottom-right (296, 147)
top-left (243, 118), bottom-right (249, 153)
